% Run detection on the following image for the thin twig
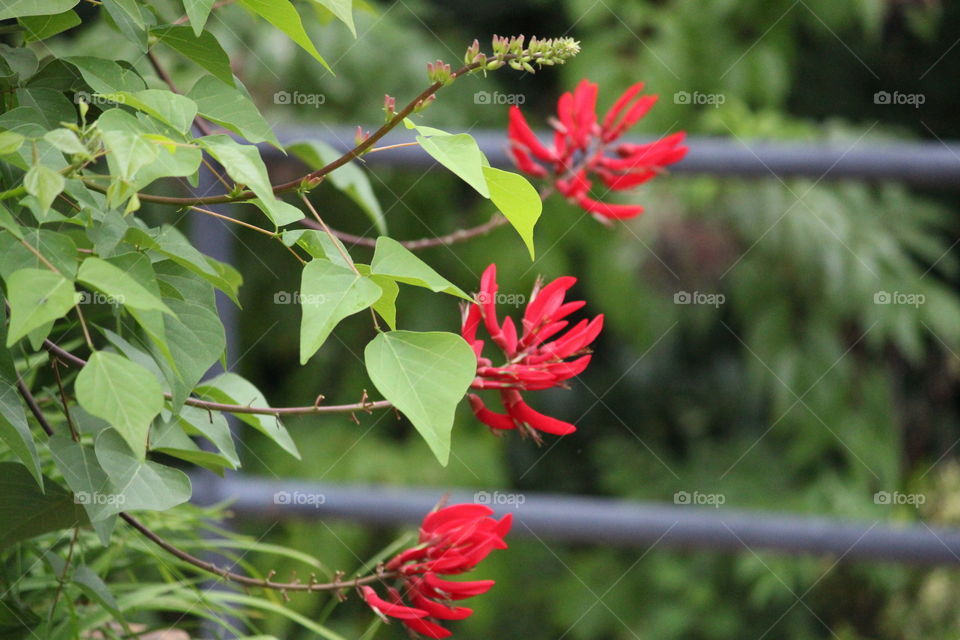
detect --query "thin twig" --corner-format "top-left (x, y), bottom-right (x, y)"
top-left (120, 513), bottom-right (396, 591)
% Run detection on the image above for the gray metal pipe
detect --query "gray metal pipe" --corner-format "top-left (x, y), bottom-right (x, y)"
top-left (192, 476), bottom-right (960, 566)
top-left (267, 126), bottom-right (960, 187)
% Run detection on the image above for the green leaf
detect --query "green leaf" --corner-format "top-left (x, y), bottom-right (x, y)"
top-left (183, 0), bottom-right (216, 35)
top-left (0, 131), bottom-right (24, 156)
top-left (23, 164), bottom-right (64, 215)
top-left (288, 140), bottom-right (385, 233)
top-left (355, 264), bottom-right (398, 329)
top-left (5, 268), bottom-right (78, 346)
top-left (44, 128), bottom-right (87, 155)
top-left (72, 566), bottom-right (121, 618)
top-left (48, 435), bottom-right (119, 541)
top-left (157, 298), bottom-right (226, 408)
top-left (153, 26), bottom-right (234, 86)
top-left (19, 10), bottom-right (80, 42)
top-left (482, 166), bottom-right (542, 259)
top-left (299, 259), bottom-right (381, 363)
top-left (311, 0), bottom-right (355, 36)
top-left (364, 331), bottom-right (476, 465)
top-left (405, 120), bottom-right (489, 197)
top-left (0, 293), bottom-right (41, 487)
top-left (99, 90), bottom-right (198, 134)
top-left (417, 134), bottom-right (489, 197)
top-left (102, 0), bottom-right (147, 51)
top-left (282, 229), bottom-right (352, 268)
top-left (95, 429), bottom-right (192, 512)
top-left (194, 373), bottom-right (300, 459)
top-left (238, 0), bottom-right (332, 72)
top-left (77, 257), bottom-right (174, 315)
top-left (65, 56), bottom-right (146, 93)
top-left (0, 0), bottom-right (79, 20)
top-left (188, 75), bottom-right (279, 146)
top-left (75, 351), bottom-right (164, 458)
top-left (0, 463), bottom-right (87, 550)
top-left (370, 236), bottom-right (469, 298)
top-left (151, 405), bottom-right (239, 471)
top-left (200, 135), bottom-right (304, 226)
top-left (124, 225), bottom-right (241, 304)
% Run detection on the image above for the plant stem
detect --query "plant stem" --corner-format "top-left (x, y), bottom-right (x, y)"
top-left (121, 513), bottom-right (397, 592)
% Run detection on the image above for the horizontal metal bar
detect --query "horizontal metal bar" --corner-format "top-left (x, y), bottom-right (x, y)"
top-left (269, 126), bottom-right (960, 187)
top-left (192, 476), bottom-right (960, 566)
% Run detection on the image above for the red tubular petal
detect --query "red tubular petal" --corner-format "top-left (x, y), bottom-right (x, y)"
top-left (403, 617), bottom-right (454, 639)
top-left (552, 300), bottom-right (587, 322)
top-left (423, 573), bottom-right (496, 599)
top-left (478, 264), bottom-right (501, 337)
top-left (508, 145), bottom-right (549, 177)
top-left (543, 354), bottom-right (593, 381)
top-left (422, 504), bottom-right (493, 534)
top-left (615, 132), bottom-right (687, 158)
top-left (508, 105), bottom-right (555, 162)
top-left (572, 79), bottom-right (598, 149)
top-left (575, 195), bottom-right (644, 219)
top-left (386, 546), bottom-right (430, 570)
top-left (599, 170), bottom-right (657, 190)
top-left (556, 92), bottom-right (576, 142)
top-left (461, 304), bottom-right (481, 344)
top-left (548, 315), bottom-right (604, 357)
top-left (468, 394), bottom-right (517, 430)
top-left (361, 587), bottom-right (428, 620)
top-left (522, 320), bottom-right (569, 348)
top-left (504, 396), bottom-right (577, 436)
top-left (523, 276), bottom-right (576, 328)
top-left (605, 95), bottom-right (658, 141)
top-left (412, 595), bottom-right (474, 621)
top-left (500, 316), bottom-right (518, 355)
top-left (601, 82), bottom-right (644, 132)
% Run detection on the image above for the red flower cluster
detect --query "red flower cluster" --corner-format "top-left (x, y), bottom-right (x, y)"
top-left (507, 79), bottom-right (688, 221)
top-left (462, 264), bottom-right (602, 441)
top-left (361, 503), bottom-right (511, 639)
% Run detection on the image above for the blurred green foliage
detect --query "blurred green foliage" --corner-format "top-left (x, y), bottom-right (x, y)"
top-left (119, 0), bottom-right (960, 637)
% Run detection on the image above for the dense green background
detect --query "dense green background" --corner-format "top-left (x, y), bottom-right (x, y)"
top-left (68, 0), bottom-right (960, 637)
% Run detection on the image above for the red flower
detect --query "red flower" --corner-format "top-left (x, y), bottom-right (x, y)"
top-left (462, 264), bottom-right (602, 442)
top-left (507, 79), bottom-right (687, 222)
top-left (361, 503), bottom-right (511, 638)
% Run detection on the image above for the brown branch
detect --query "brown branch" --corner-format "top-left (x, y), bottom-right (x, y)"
top-left (121, 513), bottom-right (396, 591)
top-left (41, 340), bottom-right (393, 416)
top-left (311, 215), bottom-right (510, 251)
top-left (17, 379), bottom-right (54, 437)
